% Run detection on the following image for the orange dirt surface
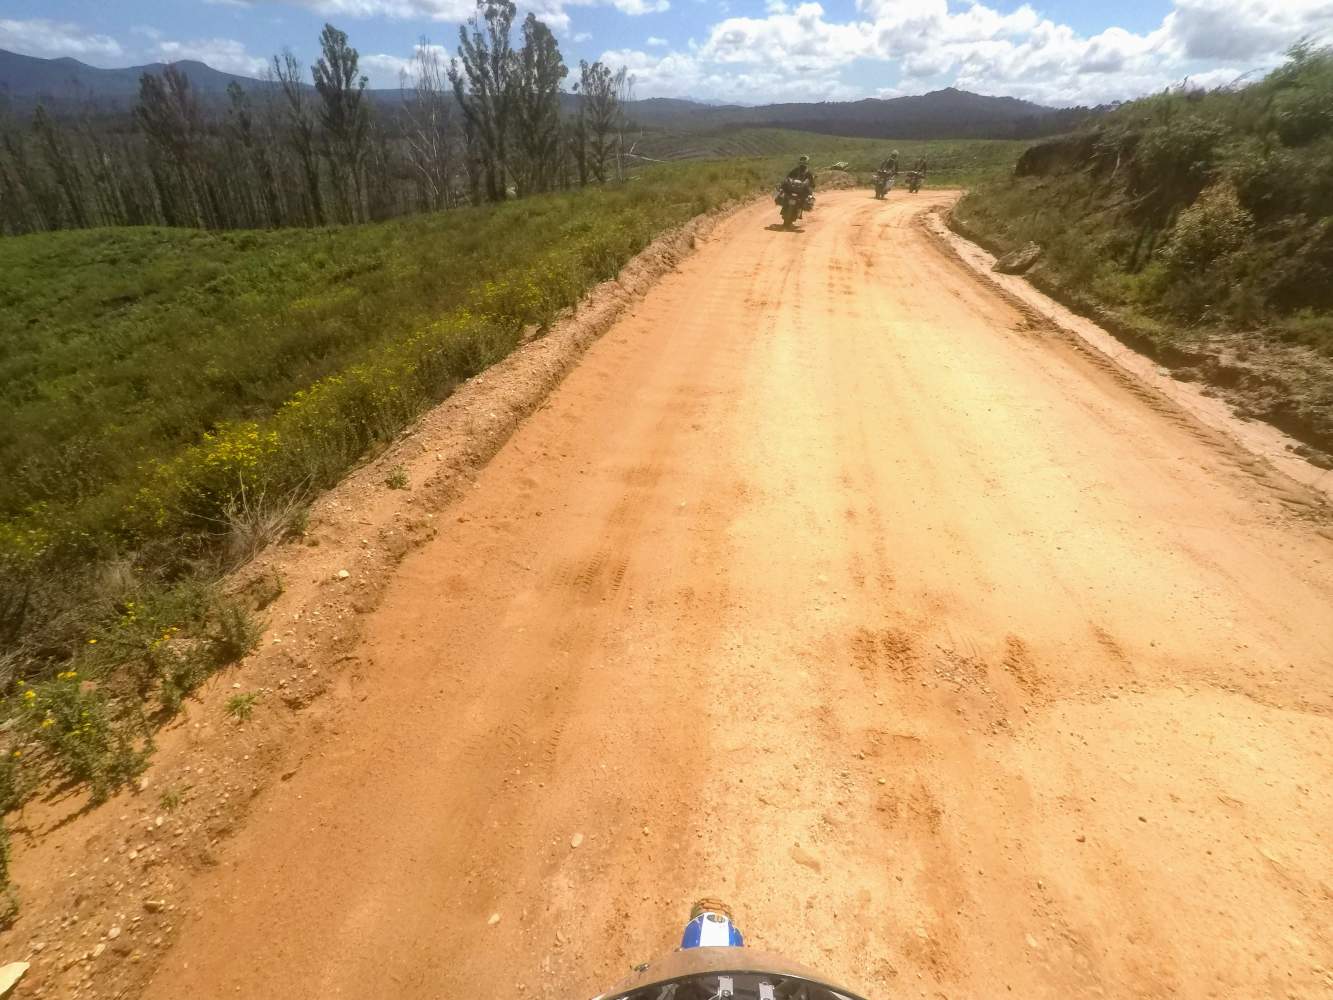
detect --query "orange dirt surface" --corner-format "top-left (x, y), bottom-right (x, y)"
top-left (117, 190), bottom-right (1332, 998)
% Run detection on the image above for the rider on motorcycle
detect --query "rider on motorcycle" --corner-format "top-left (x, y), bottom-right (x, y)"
top-left (878, 149), bottom-right (899, 176)
top-left (787, 154), bottom-right (816, 189)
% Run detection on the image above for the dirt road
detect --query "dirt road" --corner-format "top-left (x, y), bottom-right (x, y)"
top-left (144, 191), bottom-right (1333, 999)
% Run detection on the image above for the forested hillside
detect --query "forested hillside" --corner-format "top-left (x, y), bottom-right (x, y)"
top-left (0, 8), bottom-right (635, 234)
top-left (953, 45), bottom-right (1333, 459)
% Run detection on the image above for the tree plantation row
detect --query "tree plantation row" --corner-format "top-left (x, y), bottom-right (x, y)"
top-left (0, 0), bottom-right (632, 235)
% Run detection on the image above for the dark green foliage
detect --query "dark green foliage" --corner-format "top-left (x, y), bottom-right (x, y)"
top-left (957, 45), bottom-right (1333, 340)
top-left (1132, 117), bottom-right (1227, 201)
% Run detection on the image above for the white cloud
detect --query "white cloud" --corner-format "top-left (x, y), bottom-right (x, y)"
top-left (601, 45), bottom-right (861, 102)
top-left (271, 0), bottom-right (668, 30)
top-left (612, 0), bottom-right (670, 12)
top-left (155, 37), bottom-right (268, 75)
top-left (1162, 0), bottom-right (1333, 61)
top-left (700, 4), bottom-right (872, 70)
top-left (0, 18), bottom-right (124, 61)
top-left (361, 41), bottom-right (451, 87)
top-left (604, 0), bottom-right (1333, 106)
top-left (7, 0), bottom-right (1328, 107)
top-left (280, 0), bottom-right (476, 18)
top-left (361, 52), bottom-right (415, 83)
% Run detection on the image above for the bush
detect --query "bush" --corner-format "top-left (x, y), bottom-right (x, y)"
top-left (1227, 144), bottom-right (1306, 221)
top-left (1133, 117), bottom-right (1227, 199)
top-left (14, 672), bottom-right (149, 803)
top-left (1160, 183), bottom-right (1254, 274)
top-left (210, 599), bottom-right (261, 667)
top-left (1274, 91), bottom-right (1333, 146)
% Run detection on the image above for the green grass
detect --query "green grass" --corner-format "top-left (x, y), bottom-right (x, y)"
top-left (0, 164), bottom-right (749, 527)
top-left (226, 691), bottom-right (259, 722)
top-left (630, 127), bottom-right (1025, 187)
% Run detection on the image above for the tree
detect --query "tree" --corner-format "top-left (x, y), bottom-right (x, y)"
top-left (401, 40), bottom-right (456, 211)
top-left (32, 104), bottom-right (88, 228)
top-left (225, 81), bottom-right (283, 227)
top-left (511, 13), bottom-right (566, 196)
top-left (273, 49), bottom-right (325, 226)
top-left (313, 23), bottom-right (372, 223)
top-left (136, 65), bottom-right (217, 227)
top-left (449, 0), bottom-right (518, 202)
top-left (576, 60), bottom-right (626, 183)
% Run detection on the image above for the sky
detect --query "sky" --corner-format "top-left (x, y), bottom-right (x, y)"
top-left (1, 0), bottom-right (1329, 107)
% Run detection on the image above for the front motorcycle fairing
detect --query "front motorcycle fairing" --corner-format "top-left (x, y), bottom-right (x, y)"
top-left (593, 946), bottom-right (871, 1000)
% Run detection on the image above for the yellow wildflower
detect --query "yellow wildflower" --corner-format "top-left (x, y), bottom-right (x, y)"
top-left (41, 717), bottom-right (54, 729)
top-left (88, 638), bottom-right (98, 644)
top-left (22, 690), bottom-right (35, 701)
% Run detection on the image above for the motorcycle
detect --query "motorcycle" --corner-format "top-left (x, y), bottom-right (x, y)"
top-left (905, 170), bottom-right (924, 194)
top-left (591, 899), bottom-right (867, 1000)
top-left (775, 177), bottom-right (815, 229)
top-left (872, 169), bottom-right (895, 200)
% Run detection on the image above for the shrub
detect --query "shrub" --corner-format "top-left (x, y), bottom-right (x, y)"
top-left (1274, 91), bottom-right (1333, 146)
top-left (14, 672), bottom-right (149, 803)
top-left (225, 692), bottom-right (259, 722)
top-left (222, 486), bottom-right (309, 567)
top-left (1160, 183), bottom-right (1254, 273)
top-left (209, 599), bottom-right (262, 667)
top-left (957, 45), bottom-right (1333, 347)
top-left (1133, 117), bottom-right (1227, 199)
top-left (1227, 144), bottom-right (1306, 221)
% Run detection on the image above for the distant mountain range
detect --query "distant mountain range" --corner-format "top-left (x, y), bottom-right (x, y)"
top-left (0, 48), bottom-right (1086, 140)
top-left (0, 49), bottom-right (254, 104)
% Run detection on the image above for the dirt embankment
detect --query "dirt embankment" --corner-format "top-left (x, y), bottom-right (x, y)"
top-left (947, 209), bottom-right (1333, 470)
top-left (936, 210), bottom-right (1333, 504)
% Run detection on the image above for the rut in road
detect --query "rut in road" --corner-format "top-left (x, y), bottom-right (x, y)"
top-left (145, 191), bottom-right (1333, 1000)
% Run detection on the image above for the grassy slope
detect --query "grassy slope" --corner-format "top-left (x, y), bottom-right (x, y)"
top-left (0, 169), bottom-right (733, 524)
top-left (3, 161), bottom-right (792, 549)
top-left (952, 47), bottom-right (1333, 458)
